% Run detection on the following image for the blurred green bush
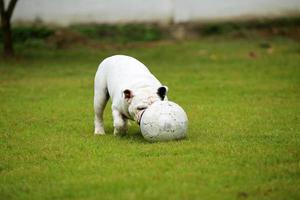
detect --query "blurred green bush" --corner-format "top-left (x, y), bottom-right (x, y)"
top-left (0, 26), bottom-right (54, 42)
top-left (200, 17), bottom-right (300, 35)
top-left (0, 17), bottom-right (298, 47)
top-left (0, 24), bottom-right (162, 46)
top-left (70, 24), bottom-right (162, 42)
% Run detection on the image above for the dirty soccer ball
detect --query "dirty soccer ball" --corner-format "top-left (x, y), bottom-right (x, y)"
top-left (140, 101), bottom-right (188, 142)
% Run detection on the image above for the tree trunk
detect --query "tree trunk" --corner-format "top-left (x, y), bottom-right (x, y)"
top-left (1, 15), bottom-right (14, 57)
top-left (1, 0), bottom-right (18, 57)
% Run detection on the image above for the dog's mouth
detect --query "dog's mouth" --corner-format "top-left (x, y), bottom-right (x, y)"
top-left (137, 109), bottom-right (146, 125)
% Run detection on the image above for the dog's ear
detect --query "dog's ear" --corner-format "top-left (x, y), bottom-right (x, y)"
top-left (157, 86), bottom-right (168, 100)
top-left (123, 89), bottom-right (133, 101)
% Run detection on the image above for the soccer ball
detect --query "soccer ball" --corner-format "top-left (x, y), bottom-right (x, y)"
top-left (140, 101), bottom-right (188, 142)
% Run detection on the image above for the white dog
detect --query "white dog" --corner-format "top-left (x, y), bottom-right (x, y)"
top-left (94, 55), bottom-right (168, 135)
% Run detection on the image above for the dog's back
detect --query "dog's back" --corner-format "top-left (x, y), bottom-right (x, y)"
top-left (96, 55), bottom-right (161, 100)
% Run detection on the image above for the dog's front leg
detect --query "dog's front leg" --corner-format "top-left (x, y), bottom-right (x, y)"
top-left (112, 109), bottom-right (128, 136)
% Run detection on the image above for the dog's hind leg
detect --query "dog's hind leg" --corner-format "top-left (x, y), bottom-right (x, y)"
top-left (94, 89), bottom-right (109, 135)
top-left (94, 68), bottom-right (109, 135)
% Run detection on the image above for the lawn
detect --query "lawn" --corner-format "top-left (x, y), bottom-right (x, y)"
top-left (0, 36), bottom-right (300, 199)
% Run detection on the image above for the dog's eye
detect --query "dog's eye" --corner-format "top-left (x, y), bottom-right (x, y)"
top-left (137, 106), bottom-right (147, 111)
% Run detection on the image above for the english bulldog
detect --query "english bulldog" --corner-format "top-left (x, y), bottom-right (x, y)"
top-left (94, 55), bottom-right (168, 135)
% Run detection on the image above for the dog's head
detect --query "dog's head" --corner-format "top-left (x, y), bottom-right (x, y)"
top-left (123, 86), bottom-right (168, 123)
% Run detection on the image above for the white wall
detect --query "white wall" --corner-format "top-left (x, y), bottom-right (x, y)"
top-left (9, 0), bottom-right (300, 25)
top-left (174, 0), bottom-right (300, 22)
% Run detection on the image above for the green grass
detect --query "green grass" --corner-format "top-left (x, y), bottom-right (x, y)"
top-left (0, 36), bottom-right (300, 200)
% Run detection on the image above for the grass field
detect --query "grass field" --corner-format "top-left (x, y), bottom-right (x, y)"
top-left (1, 36), bottom-right (300, 199)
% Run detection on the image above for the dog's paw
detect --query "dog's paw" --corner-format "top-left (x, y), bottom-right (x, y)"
top-left (94, 132), bottom-right (105, 135)
top-left (113, 128), bottom-right (127, 136)
top-left (94, 128), bottom-right (105, 135)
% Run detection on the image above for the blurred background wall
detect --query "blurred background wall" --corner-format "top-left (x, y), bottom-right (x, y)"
top-left (11, 0), bottom-right (300, 25)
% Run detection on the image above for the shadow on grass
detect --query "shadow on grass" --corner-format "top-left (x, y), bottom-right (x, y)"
top-left (93, 126), bottom-right (149, 143)
top-left (119, 131), bottom-right (149, 143)
top-left (93, 126), bottom-right (189, 144)
top-left (119, 131), bottom-right (190, 144)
